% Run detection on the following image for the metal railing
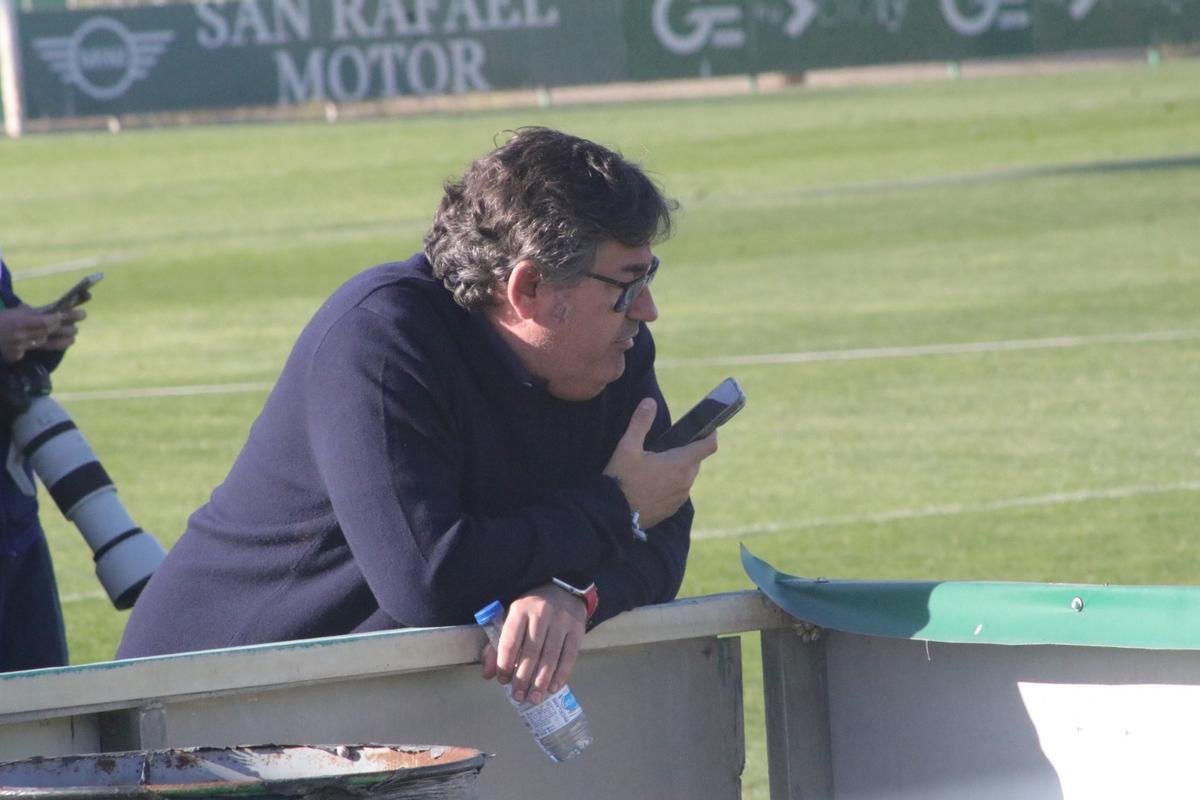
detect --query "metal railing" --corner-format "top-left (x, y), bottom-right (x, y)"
top-left (0, 591), bottom-right (806, 800)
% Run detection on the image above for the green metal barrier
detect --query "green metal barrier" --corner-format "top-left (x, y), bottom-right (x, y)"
top-left (12, 0), bottom-right (1200, 121)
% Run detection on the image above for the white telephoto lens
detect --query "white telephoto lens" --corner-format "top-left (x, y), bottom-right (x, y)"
top-left (10, 396), bottom-right (165, 609)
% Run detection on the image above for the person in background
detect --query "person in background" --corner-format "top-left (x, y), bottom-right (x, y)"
top-left (118, 127), bottom-right (717, 707)
top-left (0, 250), bottom-right (86, 672)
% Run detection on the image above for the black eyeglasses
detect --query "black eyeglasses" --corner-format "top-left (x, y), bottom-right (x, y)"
top-left (584, 257), bottom-right (659, 312)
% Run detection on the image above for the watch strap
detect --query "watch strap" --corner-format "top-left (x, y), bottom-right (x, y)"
top-left (552, 577), bottom-right (599, 620)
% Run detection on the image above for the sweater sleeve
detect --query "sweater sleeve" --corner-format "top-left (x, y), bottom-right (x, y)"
top-left (303, 304), bottom-right (632, 628)
top-left (585, 331), bottom-right (694, 626)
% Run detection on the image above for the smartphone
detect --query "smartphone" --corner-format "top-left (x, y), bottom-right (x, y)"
top-left (47, 272), bottom-right (103, 313)
top-left (648, 377), bottom-right (746, 452)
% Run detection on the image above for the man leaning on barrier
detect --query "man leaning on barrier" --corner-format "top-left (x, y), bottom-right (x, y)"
top-left (118, 127), bottom-right (718, 704)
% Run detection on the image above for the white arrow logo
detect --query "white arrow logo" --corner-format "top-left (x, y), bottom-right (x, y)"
top-left (1069, 0), bottom-right (1099, 20)
top-left (784, 0), bottom-right (818, 38)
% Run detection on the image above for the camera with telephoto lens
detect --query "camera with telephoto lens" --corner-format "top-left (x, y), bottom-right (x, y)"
top-left (4, 363), bottom-right (165, 609)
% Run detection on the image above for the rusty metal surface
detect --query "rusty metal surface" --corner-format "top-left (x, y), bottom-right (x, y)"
top-left (0, 745), bottom-right (484, 800)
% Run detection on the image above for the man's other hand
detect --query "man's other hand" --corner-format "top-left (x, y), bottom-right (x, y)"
top-left (480, 583), bottom-right (587, 705)
top-left (602, 397), bottom-right (718, 528)
top-left (0, 307), bottom-right (68, 364)
top-left (40, 308), bottom-right (86, 353)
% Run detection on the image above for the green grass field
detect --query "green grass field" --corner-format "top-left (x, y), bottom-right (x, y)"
top-left (3, 59), bottom-right (1199, 797)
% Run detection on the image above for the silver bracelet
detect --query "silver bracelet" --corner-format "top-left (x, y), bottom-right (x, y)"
top-left (631, 510), bottom-right (647, 542)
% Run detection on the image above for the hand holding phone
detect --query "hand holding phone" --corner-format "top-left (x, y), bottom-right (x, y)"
top-left (46, 272), bottom-right (103, 314)
top-left (603, 379), bottom-right (743, 530)
top-left (648, 377), bottom-right (746, 453)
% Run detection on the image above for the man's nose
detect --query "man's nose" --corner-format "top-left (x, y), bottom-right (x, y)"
top-left (627, 287), bottom-right (658, 323)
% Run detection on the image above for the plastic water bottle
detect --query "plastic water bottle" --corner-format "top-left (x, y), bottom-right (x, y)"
top-left (475, 600), bottom-right (594, 762)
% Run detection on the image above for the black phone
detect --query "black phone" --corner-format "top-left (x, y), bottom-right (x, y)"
top-left (47, 272), bottom-right (103, 313)
top-left (648, 377), bottom-right (746, 452)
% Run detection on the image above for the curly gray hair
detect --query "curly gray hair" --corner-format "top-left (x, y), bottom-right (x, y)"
top-left (424, 127), bottom-right (675, 312)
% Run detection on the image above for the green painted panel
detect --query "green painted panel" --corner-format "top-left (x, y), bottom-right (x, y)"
top-left (15, 1), bottom-right (1200, 120)
top-left (743, 545), bottom-right (1200, 650)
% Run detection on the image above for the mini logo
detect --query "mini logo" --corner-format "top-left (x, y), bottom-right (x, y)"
top-left (940, 0), bottom-right (1031, 36)
top-left (652, 0), bottom-right (745, 55)
top-left (33, 16), bottom-right (174, 102)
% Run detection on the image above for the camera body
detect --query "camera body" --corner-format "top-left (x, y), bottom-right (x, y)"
top-left (4, 363), bottom-right (164, 609)
top-left (0, 362), bottom-right (52, 421)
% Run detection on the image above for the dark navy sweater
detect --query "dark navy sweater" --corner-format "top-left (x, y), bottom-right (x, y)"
top-left (0, 256), bottom-right (64, 558)
top-left (118, 255), bottom-right (691, 657)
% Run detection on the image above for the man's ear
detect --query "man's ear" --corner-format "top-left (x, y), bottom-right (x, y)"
top-left (505, 260), bottom-right (542, 320)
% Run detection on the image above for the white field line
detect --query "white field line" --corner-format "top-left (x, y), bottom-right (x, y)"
top-left (56, 382), bottom-right (275, 402)
top-left (656, 329), bottom-right (1200, 369)
top-left (60, 590), bottom-right (107, 604)
top-left (692, 153), bottom-right (1200, 206)
top-left (12, 254), bottom-right (133, 279)
top-left (693, 481), bottom-right (1200, 540)
top-left (58, 480), bottom-right (1199, 603)
top-left (51, 329), bottom-right (1200, 402)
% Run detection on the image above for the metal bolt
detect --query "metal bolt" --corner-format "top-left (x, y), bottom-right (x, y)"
top-left (1071, 597), bottom-right (1084, 612)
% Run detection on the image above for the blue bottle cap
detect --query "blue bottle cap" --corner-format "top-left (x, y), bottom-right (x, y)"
top-left (474, 600), bottom-right (504, 625)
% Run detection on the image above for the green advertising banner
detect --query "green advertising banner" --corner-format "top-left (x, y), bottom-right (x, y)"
top-left (16, 0), bottom-right (1200, 121)
top-left (627, 0), bottom-right (1200, 80)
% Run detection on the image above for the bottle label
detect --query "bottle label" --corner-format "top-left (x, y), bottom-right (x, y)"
top-left (510, 685), bottom-right (584, 738)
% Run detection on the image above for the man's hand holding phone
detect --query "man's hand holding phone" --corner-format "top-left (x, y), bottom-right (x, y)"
top-left (37, 272), bottom-right (99, 350)
top-left (604, 397), bottom-right (718, 529)
top-left (0, 307), bottom-right (68, 364)
top-left (0, 272), bottom-right (100, 363)
top-left (43, 272), bottom-right (103, 314)
top-left (604, 378), bottom-right (745, 529)
top-left (40, 306), bottom-right (86, 353)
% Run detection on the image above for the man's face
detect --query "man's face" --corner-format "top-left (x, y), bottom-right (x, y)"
top-left (537, 240), bottom-right (659, 401)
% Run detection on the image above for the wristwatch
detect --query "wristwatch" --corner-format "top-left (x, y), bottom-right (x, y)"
top-left (552, 577), bottom-right (599, 621)
top-left (606, 474), bottom-right (647, 542)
